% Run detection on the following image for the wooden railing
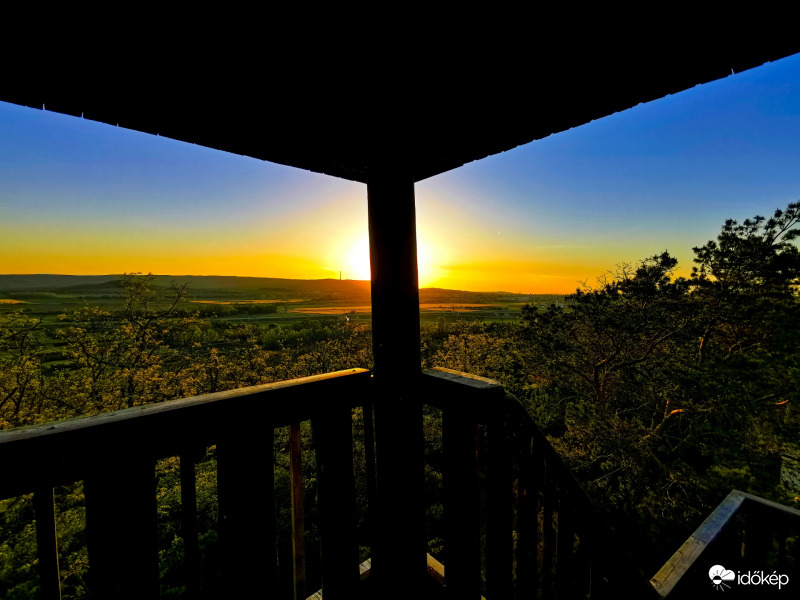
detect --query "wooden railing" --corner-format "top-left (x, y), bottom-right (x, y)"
top-left (4, 367), bottom-right (793, 599)
top-left (421, 368), bottom-right (658, 600)
top-left (0, 368), bottom-right (374, 600)
top-left (651, 490), bottom-right (800, 598)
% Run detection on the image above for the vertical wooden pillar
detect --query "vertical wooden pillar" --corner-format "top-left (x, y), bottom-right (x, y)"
top-left (367, 160), bottom-right (426, 592)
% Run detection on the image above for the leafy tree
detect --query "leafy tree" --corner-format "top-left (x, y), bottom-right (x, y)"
top-left (0, 311), bottom-right (43, 428)
top-left (519, 202), bottom-right (800, 570)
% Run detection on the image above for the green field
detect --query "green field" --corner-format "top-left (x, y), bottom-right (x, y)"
top-left (0, 273), bottom-right (563, 325)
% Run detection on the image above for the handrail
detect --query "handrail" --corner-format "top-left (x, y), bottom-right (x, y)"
top-left (6, 365), bottom-right (794, 600)
top-left (421, 368), bottom-right (660, 600)
top-left (0, 368), bottom-right (372, 600)
top-left (651, 490), bottom-right (800, 598)
top-left (502, 387), bottom-right (660, 600)
top-left (0, 368), bottom-right (370, 499)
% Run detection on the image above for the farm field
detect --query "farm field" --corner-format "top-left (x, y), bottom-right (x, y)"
top-left (0, 274), bottom-right (562, 325)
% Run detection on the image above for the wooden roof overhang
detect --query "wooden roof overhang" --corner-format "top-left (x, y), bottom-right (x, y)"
top-left (4, 40), bottom-right (798, 184)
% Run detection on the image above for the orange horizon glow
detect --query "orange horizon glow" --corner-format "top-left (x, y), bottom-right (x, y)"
top-left (1, 191), bottom-right (701, 295)
top-left (1, 199), bottom-right (698, 295)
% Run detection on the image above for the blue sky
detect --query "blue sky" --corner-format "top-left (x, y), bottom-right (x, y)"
top-left (1, 52), bottom-right (799, 293)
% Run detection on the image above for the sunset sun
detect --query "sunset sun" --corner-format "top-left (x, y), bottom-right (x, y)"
top-left (344, 235), bottom-right (371, 281)
top-left (342, 234), bottom-right (436, 286)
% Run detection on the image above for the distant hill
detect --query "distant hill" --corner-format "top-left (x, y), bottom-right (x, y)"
top-left (0, 274), bottom-right (535, 300)
top-left (0, 274), bottom-right (373, 296)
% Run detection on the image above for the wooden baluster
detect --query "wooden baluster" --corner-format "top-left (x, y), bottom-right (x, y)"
top-left (362, 401), bottom-right (378, 560)
top-left (179, 452), bottom-right (201, 598)
top-left (555, 483), bottom-right (576, 599)
top-left (217, 428), bottom-right (277, 599)
top-left (313, 406), bottom-right (360, 599)
top-left (289, 423), bottom-right (306, 600)
top-left (777, 530), bottom-right (787, 571)
top-left (541, 463), bottom-right (555, 600)
top-left (571, 508), bottom-right (592, 598)
top-left (85, 457), bottom-right (160, 600)
top-left (486, 416), bottom-right (513, 599)
top-left (442, 409), bottom-right (481, 599)
top-left (744, 503), bottom-right (770, 562)
top-left (34, 487), bottom-right (61, 600)
top-left (514, 436), bottom-right (539, 600)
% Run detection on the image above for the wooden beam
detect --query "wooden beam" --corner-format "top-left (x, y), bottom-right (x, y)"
top-left (367, 161), bottom-right (426, 592)
top-left (367, 160), bottom-right (421, 377)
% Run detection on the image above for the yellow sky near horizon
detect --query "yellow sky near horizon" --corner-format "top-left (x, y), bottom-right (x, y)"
top-left (1, 206), bottom-right (695, 294)
top-left (0, 171), bottom-right (700, 294)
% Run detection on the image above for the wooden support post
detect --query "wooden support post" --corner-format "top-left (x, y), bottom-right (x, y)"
top-left (367, 160), bottom-right (426, 592)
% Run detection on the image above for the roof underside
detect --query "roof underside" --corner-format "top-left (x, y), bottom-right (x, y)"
top-left (3, 37), bottom-right (798, 183)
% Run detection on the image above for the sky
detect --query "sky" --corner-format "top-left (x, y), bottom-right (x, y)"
top-left (2, 53), bottom-right (800, 294)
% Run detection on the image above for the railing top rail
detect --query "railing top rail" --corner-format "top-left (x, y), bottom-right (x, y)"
top-left (421, 368), bottom-right (505, 413)
top-left (739, 490), bottom-right (800, 520)
top-left (423, 367), bottom-right (660, 599)
top-left (0, 368), bottom-right (371, 499)
top-left (648, 489), bottom-right (800, 599)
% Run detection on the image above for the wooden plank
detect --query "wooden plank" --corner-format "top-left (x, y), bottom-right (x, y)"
top-left (85, 457), bottom-right (160, 599)
top-left (217, 426), bottom-right (277, 599)
top-left (485, 417), bottom-right (513, 599)
top-left (33, 487), bottom-right (61, 600)
top-left (289, 423), bottom-right (306, 600)
top-left (442, 409), bottom-right (481, 599)
top-left (180, 452), bottom-right (201, 599)
top-left (313, 407), bottom-right (360, 599)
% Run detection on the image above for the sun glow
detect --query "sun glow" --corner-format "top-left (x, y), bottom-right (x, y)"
top-left (344, 235), bottom-right (371, 281)
top-left (340, 233), bottom-right (441, 288)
